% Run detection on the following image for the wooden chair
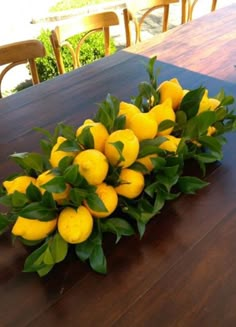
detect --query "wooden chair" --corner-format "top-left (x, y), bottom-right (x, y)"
top-left (123, 0), bottom-right (179, 47)
top-left (50, 11), bottom-right (120, 75)
top-left (0, 39), bottom-right (46, 98)
top-left (181, 0), bottom-right (218, 23)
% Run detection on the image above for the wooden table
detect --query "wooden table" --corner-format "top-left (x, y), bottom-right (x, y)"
top-left (0, 4), bottom-right (236, 326)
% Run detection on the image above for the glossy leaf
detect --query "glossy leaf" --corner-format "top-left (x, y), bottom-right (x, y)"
top-left (101, 218), bottom-right (135, 243)
top-left (177, 176), bottom-right (209, 194)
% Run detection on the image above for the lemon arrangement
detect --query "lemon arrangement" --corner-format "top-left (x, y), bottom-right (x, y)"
top-left (1, 57), bottom-right (236, 277)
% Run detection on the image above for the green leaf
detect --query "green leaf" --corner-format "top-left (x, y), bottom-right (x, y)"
top-left (69, 188), bottom-right (87, 206)
top-left (138, 137), bottom-right (167, 158)
top-left (63, 164), bottom-right (81, 185)
top-left (40, 176), bottom-right (66, 193)
top-left (57, 139), bottom-right (80, 152)
top-left (41, 191), bottom-right (57, 209)
top-left (86, 193), bottom-right (108, 213)
top-left (23, 242), bottom-right (49, 272)
top-left (75, 230), bottom-right (107, 274)
top-left (179, 87), bottom-right (205, 119)
top-left (194, 153), bottom-right (219, 164)
top-left (58, 156), bottom-right (74, 172)
top-left (11, 191), bottom-right (28, 208)
top-left (196, 111), bottom-right (217, 135)
top-left (89, 244), bottom-right (107, 274)
top-left (10, 152), bottom-right (44, 173)
top-left (37, 264), bottom-right (54, 277)
top-left (177, 176), bottom-right (209, 194)
top-left (113, 115), bottom-right (126, 131)
top-left (215, 107), bottom-right (228, 121)
top-left (75, 238), bottom-right (94, 261)
top-left (77, 126), bottom-right (94, 149)
top-left (43, 247), bottom-right (54, 265)
top-left (0, 214), bottom-right (11, 234)
top-left (26, 183), bottom-right (42, 202)
top-left (109, 141), bottom-right (125, 163)
top-left (158, 119), bottom-right (175, 132)
top-left (175, 110), bottom-right (187, 129)
top-left (198, 135), bottom-right (222, 155)
top-left (101, 218), bottom-right (135, 243)
top-left (137, 221), bottom-right (146, 239)
top-left (58, 122), bottom-right (76, 140)
top-left (50, 233), bottom-right (68, 263)
top-left (19, 202), bottom-right (57, 221)
top-left (95, 94), bottom-right (120, 133)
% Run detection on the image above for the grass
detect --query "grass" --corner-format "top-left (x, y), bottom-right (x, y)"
top-left (50, 0), bottom-right (113, 12)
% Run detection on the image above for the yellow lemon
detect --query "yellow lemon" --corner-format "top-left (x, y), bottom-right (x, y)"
top-left (118, 101), bottom-right (141, 128)
top-left (3, 176), bottom-right (36, 194)
top-left (84, 183), bottom-right (118, 218)
top-left (207, 126), bottom-right (216, 136)
top-left (148, 98), bottom-right (176, 136)
top-left (74, 149), bottom-right (109, 185)
top-left (115, 168), bottom-right (145, 199)
top-left (50, 136), bottom-right (77, 168)
top-left (12, 216), bottom-right (57, 241)
top-left (158, 79), bottom-right (184, 110)
top-left (209, 98), bottom-right (221, 111)
top-left (104, 129), bottom-right (139, 168)
top-left (76, 119), bottom-right (109, 152)
top-left (198, 89), bottom-right (211, 114)
top-left (36, 170), bottom-right (70, 203)
top-left (159, 135), bottom-right (181, 153)
top-left (129, 112), bottom-right (158, 141)
top-left (58, 206), bottom-right (93, 244)
top-left (136, 154), bottom-right (158, 174)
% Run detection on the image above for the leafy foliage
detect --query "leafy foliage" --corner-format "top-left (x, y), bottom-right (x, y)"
top-left (0, 56), bottom-right (235, 276)
top-left (36, 29), bottom-right (117, 82)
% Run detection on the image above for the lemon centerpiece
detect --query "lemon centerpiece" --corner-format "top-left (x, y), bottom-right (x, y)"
top-left (0, 56), bottom-right (235, 277)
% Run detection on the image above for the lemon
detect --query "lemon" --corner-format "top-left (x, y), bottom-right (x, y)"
top-left (158, 79), bottom-right (184, 110)
top-left (74, 149), bottom-right (109, 185)
top-left (118, 101), bottom-right (141, 128)
top-left (58, 206), bottom-right (93, 244)
top-left (198, 90), bottom-right (211, 114)
top-left (148, 98), bottom-right (176, 136)
top-left (115, 168), bottom-right (145, 199)
top-left (207, 126), bottom-right (216, 136)
top-left (50, 136), bottom-right (77, 168)
top-left (209, 98), bottom-right (221, 111)
top-left (159, 135), bottom-right (181, 153)
top-left (136, 154), bottom-right (158, 173)
top-left (3, 176), bottom-right (36, 194)
top-left (84, 183), bottom-right (118, 218)
top-left (129, 112), bottom-right (158, 141)
top-left (104, 129), bottom-right (139, 168)
top-left (36, 170), bottom-right (70, 203)
top-left (12, 216), bottom-right (57, 241)
top-left (76, 119), bottom-right (109, 152)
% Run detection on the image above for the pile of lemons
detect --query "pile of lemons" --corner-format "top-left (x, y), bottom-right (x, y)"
top-left (3, 77), bottom-right (220, 246)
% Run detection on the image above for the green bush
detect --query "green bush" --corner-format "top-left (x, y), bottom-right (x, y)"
top-left (50, 0), bottom-right (112, 12)
top-left (36, 29), bottom-right (117, 82)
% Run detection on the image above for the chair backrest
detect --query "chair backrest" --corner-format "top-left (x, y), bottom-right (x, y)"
top-left (181, 0), bottom-right (217, 23)
top-left (50, 11), bottom-right (120, 75)
top-left (0, 39), bottom-right (46, 98)
top-left (123, 0), bottom-right (178, 47)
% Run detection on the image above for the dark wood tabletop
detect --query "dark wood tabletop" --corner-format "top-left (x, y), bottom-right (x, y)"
top-left (0, 4), bottom-right (236, 327)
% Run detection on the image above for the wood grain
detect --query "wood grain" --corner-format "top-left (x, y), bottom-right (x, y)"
top-left (0, 4), bottom-right (236, 327)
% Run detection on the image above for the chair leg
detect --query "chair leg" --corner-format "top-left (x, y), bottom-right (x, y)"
top-left (104, 27), bottom-right (110, 56)
top-left (181, 0), bottom-right (187, 23)
top-left (211, 0), bottom-right (217, 11)
top-left (123, 8), bottom-right (132, 47)
top-left (163, 5), bottom-right (169, 32)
